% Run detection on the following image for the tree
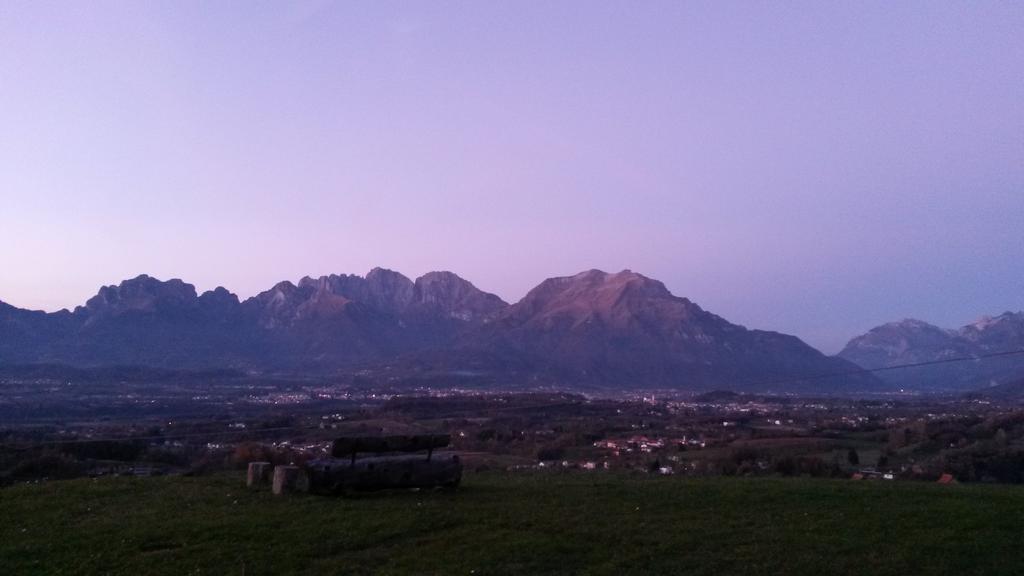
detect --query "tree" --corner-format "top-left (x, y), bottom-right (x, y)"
top-left (847, 448), bottom-right (860, 467)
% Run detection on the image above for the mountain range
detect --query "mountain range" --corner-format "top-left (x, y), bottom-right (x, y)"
top-left (839, 314), bottom-right (1024, 391)
top-left (0, 269), bottom-right (880, 394)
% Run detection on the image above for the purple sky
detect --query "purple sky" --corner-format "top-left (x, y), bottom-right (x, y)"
top-left (1, 1), bottom-right (1022, 353)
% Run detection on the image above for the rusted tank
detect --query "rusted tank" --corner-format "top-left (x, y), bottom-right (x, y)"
top-left (306, 453), bottom-right (462, 493)
top-left (306, 433), bottom-right (461, 493)
top-left (272, 464), bottom-right (308, 495)
top-left (247, 461), bottom-right (272, 488)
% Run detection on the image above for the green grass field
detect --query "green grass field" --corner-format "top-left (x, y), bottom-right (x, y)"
top-left (2, 472), bottom-right (1022, 575)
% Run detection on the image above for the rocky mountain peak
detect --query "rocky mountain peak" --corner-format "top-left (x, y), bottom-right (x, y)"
top-left (245, 280), bottom-right (308, 328)
top-left (839, 319), bottom-right (956, 364)
top-left (839, 311), bottom-right (1024, 391)
top-left (81, 275), bottom-right (198, 316)
top-left (413, 271), bottom-right (507, 321)
top-left (960, 311), bottom-right (1024, 344)
top-left (511, 269), bottom-right (677, 323)
top-left (364, 268), bottom-right (415, 312)
top-left (966, 311), bottom-right (1023, 331)
top-left (198, 286), bottom-right (240, 308)
top-left (888, 318), bottom-right (947, 331)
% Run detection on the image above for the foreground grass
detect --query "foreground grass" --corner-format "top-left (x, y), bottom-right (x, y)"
top-left (2, 472), bottom-right (1023, 575)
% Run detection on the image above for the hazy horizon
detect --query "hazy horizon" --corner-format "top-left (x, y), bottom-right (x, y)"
top-left (2, 2), bottom-right (1022, 353)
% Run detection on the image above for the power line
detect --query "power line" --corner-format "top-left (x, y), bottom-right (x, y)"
top-left (737, 348), bottom-right (1024, 389)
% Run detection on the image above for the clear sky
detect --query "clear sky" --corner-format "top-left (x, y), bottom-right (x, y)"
top-left (1, 1), bottom-right (1022, 353)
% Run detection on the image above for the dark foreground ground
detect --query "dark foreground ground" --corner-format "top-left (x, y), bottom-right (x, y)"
top-left (2, 472), bottom-right (1023, 576)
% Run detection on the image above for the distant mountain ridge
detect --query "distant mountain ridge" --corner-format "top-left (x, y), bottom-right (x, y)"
top-left (466, 270), bottom-right (871, 391)
top-left (0, 269), bottom-right (881, 393)
top-left (839, 313), bottom-right (1024, 391)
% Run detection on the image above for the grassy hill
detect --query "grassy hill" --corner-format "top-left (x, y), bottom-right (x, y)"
top-left (2, 472), bottom-right (1022, 575)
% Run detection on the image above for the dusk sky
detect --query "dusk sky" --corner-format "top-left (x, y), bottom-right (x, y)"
top-left (1, 1), bottom-right (1022, 353)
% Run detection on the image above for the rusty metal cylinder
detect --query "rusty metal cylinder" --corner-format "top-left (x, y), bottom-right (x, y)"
top-left (247, 461), bottom-right (272, 488)
top-left (272, 465), bottom-right (308, 495)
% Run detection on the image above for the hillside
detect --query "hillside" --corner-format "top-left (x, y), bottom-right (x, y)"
top-left (840, 315), bottom-right (1024, 391)
top-left (2, 473), bottom-right (1022, 575)
top-left (0, 269), bottom-right (881, 393)
top-left (457, 270), bottom-right (879, 392)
